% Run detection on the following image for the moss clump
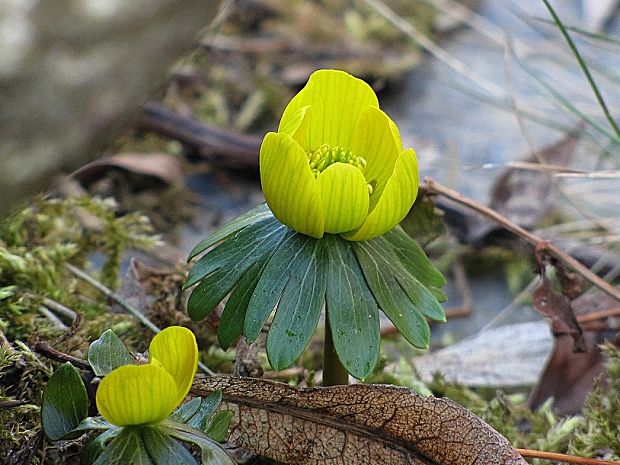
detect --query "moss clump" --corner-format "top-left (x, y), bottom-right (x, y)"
top-left (569, 342), bottom-right (620, 460)
top-left (0, 195), bottom-right (158, 463)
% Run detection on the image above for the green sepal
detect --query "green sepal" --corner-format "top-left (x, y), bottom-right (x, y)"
top-left (363, 236), bottom-right (446, 323)
top-left (324, 234), bottom-right (380, 380)
top-left (218, 260), bottom-right (265, 350)
top-left (188, 203), bottom-right (272, 260)
top-left (185, 215), bottom-right (285, 289)
top-left (80, 427), bottom-right (122, 465)
top-left (204, 410), bottom-right (233, 443)
top-left (93, 427), bottom-right (153, 465)
top-left (384, 227), bottom-right (446, 289)
top-left (185, 391), bottom-right (222, 432)
top-left (142, 426), bottom-right (198, 465)
top-left (266, 238), bottom-right (326, 370)
top-left (187, 219), bottom-right (288, 321)
top-left (353, 241), bottom-right (431, 348)
top-left (42, 362), bottom-right (89, 441)
top-left (244, 232), bottom-right (314, 343)
top-left (160, 421), bottom-right (236, 465)
top-left (87, 329), bottom-right (134, 377)
top-left (171, 398), bottom-right (202, 423)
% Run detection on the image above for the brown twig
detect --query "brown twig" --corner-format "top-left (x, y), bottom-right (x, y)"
top-left (137, 102), bottom-right (261, 169)
top-left (516, 448), bottom-right (620, 465)
top-left (34, 341), bottom-right (92, 371)
top-left (0, 399), bottom-right (28, 409)
top-left (422, 177), bottom-right (620, 302)
top-left (64, 263), bottom-right (215, 376)
top-left (577, 306), bottom-right (620, 323)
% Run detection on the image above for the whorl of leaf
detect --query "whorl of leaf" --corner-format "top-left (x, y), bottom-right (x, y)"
top-left (192, 376), bottom-right (527, 465)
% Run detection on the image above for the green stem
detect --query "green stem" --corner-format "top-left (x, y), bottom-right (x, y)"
top-left (323, 313), bottom-right (348, 386)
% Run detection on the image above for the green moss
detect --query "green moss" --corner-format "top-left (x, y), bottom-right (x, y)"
top-left (569, 343), bottom-right (620, 460)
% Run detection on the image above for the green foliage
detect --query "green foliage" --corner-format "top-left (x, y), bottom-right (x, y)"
top-left (0, 196), bottom-right (158, 463)
top-left (41, 363), bottom-right (89, 440)
top-left (0, 196), bottom-right (157, 340)
top-left (186, 205), bottom-right (446, 380)
top-left (569, 343), bottom-right (620, 460)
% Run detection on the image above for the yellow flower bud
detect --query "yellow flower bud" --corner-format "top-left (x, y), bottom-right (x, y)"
top-left (259, 69), bottom-right (419, 241)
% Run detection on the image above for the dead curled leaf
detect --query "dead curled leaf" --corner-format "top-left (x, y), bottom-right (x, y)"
top-left (191, 376), bottom-right (527, 465)
top-left (533, 244), bottom-right (584, 350)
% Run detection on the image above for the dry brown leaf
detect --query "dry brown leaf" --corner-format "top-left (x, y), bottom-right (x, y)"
top-left (72, 152), bottom-right (184, 187)
top-left (533, 245), bottom-right (584, 350)
top-left (191, 376), bottom-right (527, 465)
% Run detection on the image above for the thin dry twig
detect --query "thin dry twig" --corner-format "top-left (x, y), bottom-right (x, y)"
top-left (422, 177), bottom-right (620, 302)
top-left (65, 263), bottom-right (215, 375)
top-left (517, 448), bottom-right (620, 465)
top-left (34, 341), bottom-right (92, 371)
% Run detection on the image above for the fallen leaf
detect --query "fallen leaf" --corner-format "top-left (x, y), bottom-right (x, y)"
top-left (528, 285), bottom-right (620, 414)
top-left (528, 332), bottom-right (608, 415)
top-left (72, 153), bottom-right (185, 187)
top-left (191, 376), bottom-right (527, 465)
top-left (532, 245), bottom-right (584, 350)
top-left (488, 125), bottom-right (582, 230)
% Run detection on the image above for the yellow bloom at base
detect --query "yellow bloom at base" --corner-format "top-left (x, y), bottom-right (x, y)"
top-left (96, 326), bottom-right (198, 426)
top-left (260, 69), bottom-right (419, 241)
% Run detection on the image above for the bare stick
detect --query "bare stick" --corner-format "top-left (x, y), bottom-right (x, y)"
top-left (34, 341), bottom-right (92, 371)
top-left (422, 177), bottom-right (620, 302)
top-left (517, 448), bottom-right (620, 465)
top-left (65, 263), bottom-right (215, 375)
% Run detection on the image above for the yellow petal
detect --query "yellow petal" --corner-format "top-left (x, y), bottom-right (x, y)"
top-left (148, 326), bottom-right (198, 408)
top-left (315, 163), bottom-right (369, 234)
top-left (96, 364), bottom-right (178, 426)
top-left (278, 105), bottom-right (310, 137)
top-left (279, 69), bottom-right (379, 150)
top-left (350, 106), bottom-right (401, 211)
top-left (260, 132), bottom-right (325, 238)
top-left (343, 148), bottom-right (419, 241)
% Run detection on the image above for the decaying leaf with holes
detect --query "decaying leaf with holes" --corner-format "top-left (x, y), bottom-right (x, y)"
top-left (191, 376), bottom-right (527, 465)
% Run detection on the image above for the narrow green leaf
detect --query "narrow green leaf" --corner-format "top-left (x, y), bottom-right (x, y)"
top-left (74, 416), bottom-right (114, 434)
top-left (384, 227), bottom-right (446, 288)
top-left (266, 238), bottom-right (326, 370)
top-left (186, 391), bottom-right (222, 431)
top-left (324, 235), bottom-right (380, 380)
top-left (353, 242), bottom-right (431, 348)
top-left (93, 427), bottom-right (153, 465)
top-left (185, 216), bottom-right (285, 289)
top-left (161, 421), bottom-right (236, 465)
top-left (218, 260), bottom-right (265, 350)
top-left (244, 232), bottom-right (312, 342)
top-left (204, 411), bottom-right (233, 442)
top-left (80, 427), bottom-right (121, 465)
top-left (142, 426), bottom-right (198, 465)
top-left (362, 237), bottom-right (445, 323)
top-left (188, 203), bottom-right (272, 260)
top-left (187, 221), bottom-right (288, 321)
top-left (87, 329), bottom-right (134, 377)
top-left (171, 398), bottom-right (202, 423)
top-left (42, 362), bottom-right (89, 441)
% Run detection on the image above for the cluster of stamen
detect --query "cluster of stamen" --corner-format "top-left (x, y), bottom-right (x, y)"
top-left (306, 144), bottom-right (374, 194)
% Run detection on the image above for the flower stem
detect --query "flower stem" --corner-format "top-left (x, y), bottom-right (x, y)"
top-left (323, 313), bottom-right (348, 386)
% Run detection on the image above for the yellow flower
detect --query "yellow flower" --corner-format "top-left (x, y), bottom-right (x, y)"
top-left (260, 69), bottom-right (419, 241)
top-left (96, 326), bottom-right (198, 427)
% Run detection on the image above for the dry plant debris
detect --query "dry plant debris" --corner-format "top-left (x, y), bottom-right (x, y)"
top-left (192, 376), bottom-right (527, 465)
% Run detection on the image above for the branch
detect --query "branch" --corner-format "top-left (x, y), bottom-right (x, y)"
top-left (64, 263), bottom-right (215, 376)
top-left (422, 177), bottom-right (620, 302)
top-left (34, 341), bottom-right (92, 371)
top-left (517, 448), bottom-right (620, 465)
